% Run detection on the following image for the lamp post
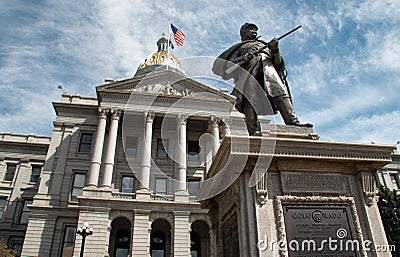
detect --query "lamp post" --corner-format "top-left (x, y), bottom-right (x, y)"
top-left (77, 222), bottom-right (93, 257)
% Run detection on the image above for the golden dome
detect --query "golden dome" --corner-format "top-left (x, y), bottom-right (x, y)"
top-left (134, 34), bottom-right (185, 77)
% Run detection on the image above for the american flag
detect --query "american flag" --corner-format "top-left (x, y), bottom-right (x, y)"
top-left (170, 23), bottom-right (185, 46)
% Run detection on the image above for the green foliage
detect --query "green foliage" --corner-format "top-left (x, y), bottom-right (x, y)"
top-left (0, 242), bottom-right (14, 257)
top-left (378, 186), bottom-right (400, 257)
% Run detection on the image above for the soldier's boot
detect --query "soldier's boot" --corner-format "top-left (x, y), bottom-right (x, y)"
top-left (243, 102), bottom-right (261, 136)
top-left (276, 97), bottom-right (313, 127)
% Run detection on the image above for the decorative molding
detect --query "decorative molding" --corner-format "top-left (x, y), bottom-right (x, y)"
top-left (228, 138), bottom-right (393, 163)
top-left (0, 144), bottom-right (49, 154)
top-left (53, 104), bottom-right (99, 116)
top-left (132, 83), bottom-right (194, 97)
top-left (274, 195), bottom-right (367, 257)
top-left (177, 113), bottom-right (189, 125)
top-left (145, 111), bottom-right (155, 122)
top-left (110, 109), bottom-right (122, 119)
top-left (359, 171), bottom-right (376, 207)
top-left (98, 108), bottom-right (109, 119)
top-left (209, 115), bottom-right (220, 126)
top-left (256, 170), bottom-right (268, 206)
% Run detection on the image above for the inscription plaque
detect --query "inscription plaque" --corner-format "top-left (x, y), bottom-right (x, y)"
top-left (281, 173), bottom-right (346, 194)
top-left (283, 203), bottom-right (360, 257)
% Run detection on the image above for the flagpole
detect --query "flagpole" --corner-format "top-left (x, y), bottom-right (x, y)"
top-left (167, 18), bottom-right (171, 71)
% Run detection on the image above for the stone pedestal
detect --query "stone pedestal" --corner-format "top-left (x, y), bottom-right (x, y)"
top-left (199, 133), bottom-right (395, 257)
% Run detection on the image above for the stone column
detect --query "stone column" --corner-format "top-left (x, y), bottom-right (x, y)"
top-left (210, 116), bottom-right (220, 156)
top-left (100, 109), bottom-right (121, 189)
top-left (137, 112), bottom-right (154, 196)
top-left (175, 114), bottom-right (189, 201)
top-left (173, 211), bottom-right (191, 257)
top-left (132, 209), bottom-right (151, 257)
top-left (87, 108), bottom-right (108, 187)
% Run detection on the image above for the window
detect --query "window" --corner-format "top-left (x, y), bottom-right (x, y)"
top-left (155, 178), bottom-right (167, 195)
top-left (156, 139), bottom-right (169, 158)
top-left (4, 163), bottom-right (17, 181)
top-left (70, 173), bottom-right (86, 201)
top-left (188, 141), bottom-right (200, 160)
top-left (0, 198), bottom-right (7, 219)
top-left (390, 174), bottom-right (399, 190)
top-left (125, 136), bottom-right (138, 157)
top-left (188, 178), bottom-right (201, 196)
top-left (121, 176), bottom-right (134, 193)
top-left (30, 165), bottom-right (41, 184)
top-left (19, 199), bottom-right (33, 224)
top-left (61, 226), bottom-right (76, 257)
top-left (78, 133), bottom-right (93, 153)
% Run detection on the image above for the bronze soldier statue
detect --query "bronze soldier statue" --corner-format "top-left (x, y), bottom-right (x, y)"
top-left (212, 23), bottom-right (312, 135)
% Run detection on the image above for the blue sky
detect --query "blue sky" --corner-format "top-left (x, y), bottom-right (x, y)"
top-left (0, 0), bottom-right (399, 150)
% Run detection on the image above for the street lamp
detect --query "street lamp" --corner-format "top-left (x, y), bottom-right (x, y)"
top-left (77, 222), bottom-right (93, 257)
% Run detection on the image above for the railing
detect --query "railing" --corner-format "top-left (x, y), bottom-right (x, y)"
top-left (111, 192), bottom-right (199, 202)
top-left (189, 196), bottom-right (199, 202)
top-left (111, 192), bottom-right (136, 199)
top-left (150, 194), bottom-right (174, 201)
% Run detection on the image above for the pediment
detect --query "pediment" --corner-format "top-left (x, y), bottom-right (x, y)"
top-left (96, 70), bottom-right (234, 103)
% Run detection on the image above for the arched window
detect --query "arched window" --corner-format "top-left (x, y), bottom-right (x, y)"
top-left (190, 231), bottom-right (201, 257)
top-left (109, 217), bottom-right (131, 257)
top-left (150, 230), bottom-right (166, 257)
top-left (115, 229), bottom-right (130, 257)
top-left (191, 220), bottom-right (210, 257)
top-left (150, 219), bottom-right (171, 257)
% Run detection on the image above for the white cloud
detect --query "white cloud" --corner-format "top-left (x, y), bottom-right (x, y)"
top-left (321, 110), bottom-right (400, 146)
top-left (0, 0), bottom-right (399, 150)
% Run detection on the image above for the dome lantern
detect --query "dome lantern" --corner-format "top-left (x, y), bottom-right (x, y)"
top-left (134, 34), bottom-right (185, 77)
top-left (157, 33), bottom-right (168, 52)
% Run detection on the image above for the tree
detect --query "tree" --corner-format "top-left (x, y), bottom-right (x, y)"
top-left (377, 186), bottom-right (400, 257)
top-left (0, 241), bottom-right (14, 257)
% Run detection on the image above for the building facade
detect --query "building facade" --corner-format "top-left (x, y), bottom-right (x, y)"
top-left (0, 133), bottom-right (50, 256)
top-left (16, 35), bottom-right (254, 257)
top-left (376, 153), bottom-right (400, 192)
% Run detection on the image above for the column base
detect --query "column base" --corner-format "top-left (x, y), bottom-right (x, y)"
top-left (135, 188), bottom-right (151, 200)
top-left (80, 187), bottom-right (112, 199)
top-left (174, 190), bottom-right (189, 202)
top-left (82, 185), bottom-right (99, 197)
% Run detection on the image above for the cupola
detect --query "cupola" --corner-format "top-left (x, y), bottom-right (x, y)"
top-left (134, 33), bottom-right (185, 77)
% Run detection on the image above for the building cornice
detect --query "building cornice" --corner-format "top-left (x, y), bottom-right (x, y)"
top-left (206, 135), bottom-right (395, 179)
top-left (52, 102), bottom-right (99, 116)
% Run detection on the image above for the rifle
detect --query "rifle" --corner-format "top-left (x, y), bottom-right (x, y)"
top-left (225, 25), bottom-right (302, 75)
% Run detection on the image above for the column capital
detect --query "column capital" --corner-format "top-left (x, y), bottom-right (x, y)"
top-left (209, 115), bottom-right (220, 126)
top-left (145, 111), bottom-right (155, 122)
top-left (98, 108), bottom-right (109, 118)
top-left (110, 109), bottom-right (122, 119)
top-left (177, 113), bottom-right (188, 125)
